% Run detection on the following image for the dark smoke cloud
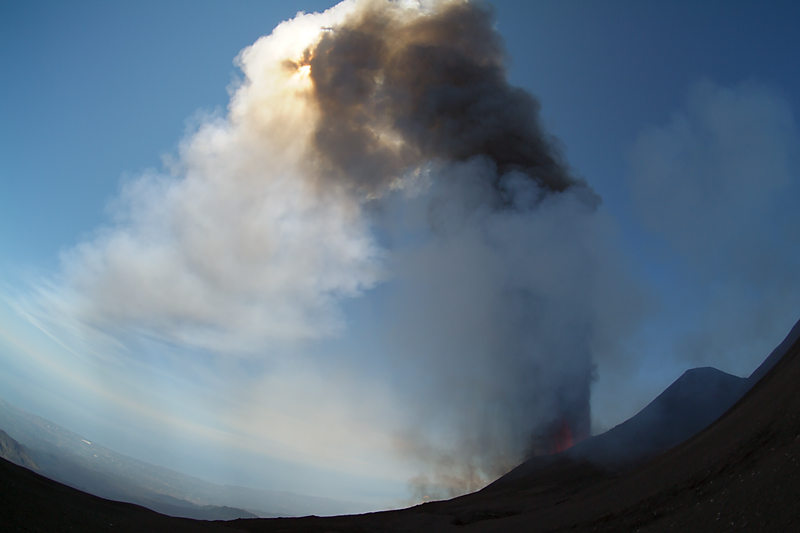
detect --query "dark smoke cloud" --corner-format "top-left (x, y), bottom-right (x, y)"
top-left (306, 1), bottom-right (583, 199)
top-left (291, 1), bottom-right (637, 497)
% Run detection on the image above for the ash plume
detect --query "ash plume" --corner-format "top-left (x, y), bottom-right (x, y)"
top-left (22, 0), bottom-right (646, 500)
top-left (305, 1), bottom-right (580, 198)
top-left (299, 0), bottom-right (618, 496)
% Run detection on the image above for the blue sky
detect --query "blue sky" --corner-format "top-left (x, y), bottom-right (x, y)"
top-left (1, 0), bottom-right (800, 509)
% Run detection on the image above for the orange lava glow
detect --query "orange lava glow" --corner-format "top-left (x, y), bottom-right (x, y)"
top-left (550, 419), bottom-right (575, 454)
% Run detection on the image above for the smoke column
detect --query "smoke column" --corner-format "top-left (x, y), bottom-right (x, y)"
top-left (27, 0), bottom-right (646, 499)
top-left (297, 1), bottom-right (634, 497)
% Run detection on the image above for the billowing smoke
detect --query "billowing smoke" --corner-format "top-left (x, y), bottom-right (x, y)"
top-left (304, 1), bottom-right (577, 197)
top-left (24, 0), bottom-right (647, 499)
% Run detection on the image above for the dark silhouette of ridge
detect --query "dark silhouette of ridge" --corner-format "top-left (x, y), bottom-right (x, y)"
top-left (0, 456), bottom-right (239, 533)
top-left (746, 318), bottom-right (800, 385)
top-left (495, 318), bottom-right (800, 488)
top-left (493, 367), bottom-right (750, 488)
top-left (575, 366), bottom-right (749, 467)
top-left (2, 317), bottom-right (799, 532)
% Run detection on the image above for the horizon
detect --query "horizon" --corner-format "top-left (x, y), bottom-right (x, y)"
top-left (1, 0), bottom-right (799, 510)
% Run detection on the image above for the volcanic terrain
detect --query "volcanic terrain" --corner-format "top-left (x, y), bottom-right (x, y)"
top-left (3, 320), bottom-right (800, 532)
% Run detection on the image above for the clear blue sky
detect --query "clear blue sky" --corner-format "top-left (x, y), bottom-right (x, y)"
top-left (1, 0), bottom-right (799, 509)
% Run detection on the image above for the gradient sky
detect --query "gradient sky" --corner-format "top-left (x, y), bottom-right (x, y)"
top-left (2, 0), bottom-right (800, 510)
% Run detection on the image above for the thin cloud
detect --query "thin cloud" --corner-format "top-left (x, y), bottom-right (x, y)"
top-left (629, 79), bottom-right (800, 373)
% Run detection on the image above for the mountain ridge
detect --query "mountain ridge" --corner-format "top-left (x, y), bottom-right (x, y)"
top-left (490, 320), bottom-right (800, 489)
top-left (4, 318), bottom-right (799, 531)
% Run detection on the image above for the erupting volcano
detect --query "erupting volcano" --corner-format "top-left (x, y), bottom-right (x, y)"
top-left (8, 0), bottom-right (799, 516)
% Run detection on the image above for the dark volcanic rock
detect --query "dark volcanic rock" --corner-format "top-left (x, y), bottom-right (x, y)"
top-left (495, 319), bottom-right (800, 485)
top-left (0, 456), bottom-right (240, 533)
top-left (567, 366), bottom-right (750, 468)
top-left (746, 317), bottom-right (800, 386)
top-left (493, 366), bottom-right (750, 489)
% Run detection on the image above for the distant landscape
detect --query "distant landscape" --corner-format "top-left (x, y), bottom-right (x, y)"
top-left (0, 398), bottom-right (372, 519)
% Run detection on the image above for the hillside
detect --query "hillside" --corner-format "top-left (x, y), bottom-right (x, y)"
top-left (3, 318), bottom-right (799, 531)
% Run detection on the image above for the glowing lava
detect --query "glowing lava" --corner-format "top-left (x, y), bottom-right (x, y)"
top-left (550, 419), bottom-right (575, 454)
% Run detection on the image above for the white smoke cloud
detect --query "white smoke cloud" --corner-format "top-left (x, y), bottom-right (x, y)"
top-left (32, 2), bottom-right (384, 351)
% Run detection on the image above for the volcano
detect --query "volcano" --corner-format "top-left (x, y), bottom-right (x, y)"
top-left (3, 319), bottom-right (800, 532)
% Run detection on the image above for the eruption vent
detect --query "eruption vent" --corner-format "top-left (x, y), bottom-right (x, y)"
top-left (549, 420), bottom-right (577, 454)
